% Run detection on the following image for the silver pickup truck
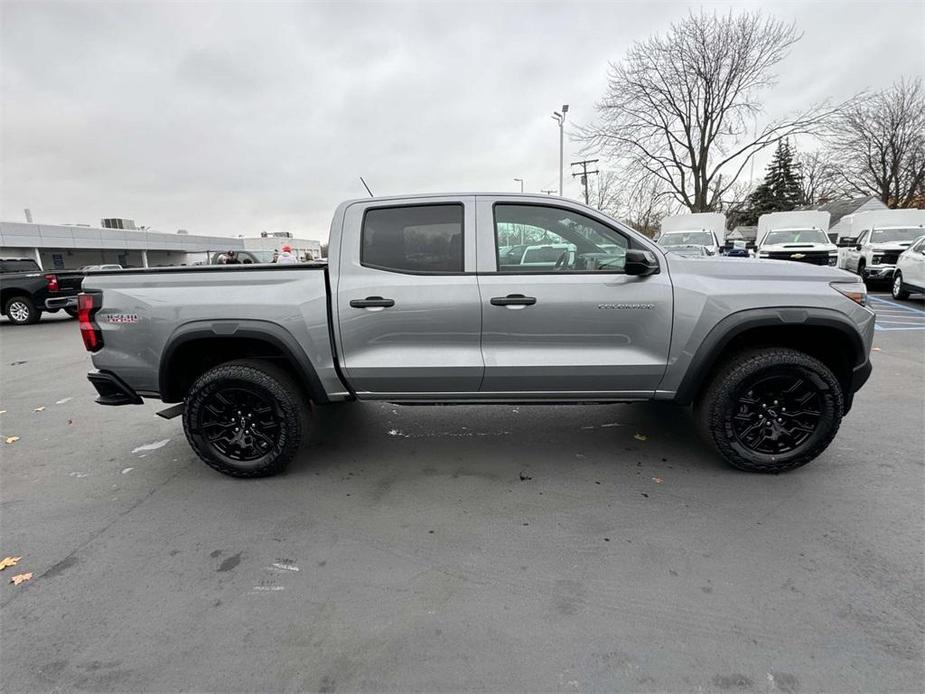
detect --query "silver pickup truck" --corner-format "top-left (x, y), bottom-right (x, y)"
top-left (79, 193), bottom-right (874, 478)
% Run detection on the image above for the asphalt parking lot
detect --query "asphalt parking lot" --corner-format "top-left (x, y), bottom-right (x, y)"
top-left (1, 294), bottom-right (923, 693)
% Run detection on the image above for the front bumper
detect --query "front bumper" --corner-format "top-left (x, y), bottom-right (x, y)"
top-left (87, 370), bottom-right (144, 406)
top-left (862, 264), bottom-right (896, 280)
top-left (45, 295), bottom-right (79, 310)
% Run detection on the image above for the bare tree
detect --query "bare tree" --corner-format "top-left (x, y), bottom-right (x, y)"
top-left (581, 11), bottom-right (841, 212)
top-left (795, 150), bottom-right (840, 205)
top-left (827, 77), bottom-right (925, 208)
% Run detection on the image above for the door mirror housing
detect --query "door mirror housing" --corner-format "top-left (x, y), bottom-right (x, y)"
top-left (624, 249), bottom-right (659, 276)
top-left (855, 244), bottom-right (862, 251)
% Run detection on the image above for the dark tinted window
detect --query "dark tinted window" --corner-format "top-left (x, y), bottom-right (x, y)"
top-left (362, 204), bottom-right (464, 273)
top-left (1, 259), bottom-right (41, 273)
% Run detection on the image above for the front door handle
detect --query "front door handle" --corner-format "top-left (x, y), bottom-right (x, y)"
top-left (350, 296), bottom-right (395, 309)
top-left (490, 294), bottom-right (537, 307)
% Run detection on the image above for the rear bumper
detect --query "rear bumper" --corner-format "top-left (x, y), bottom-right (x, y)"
top-left (45, 295), bottom-right (78, 310)
top-left (87, 370), bottom-right (144, 406)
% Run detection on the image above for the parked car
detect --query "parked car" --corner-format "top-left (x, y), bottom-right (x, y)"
top-left (1, 258), bottom-right (83, 325)
top-left (756, 211), bottom-right (837, 266)
top-left (840, 209), bottom-right (925, 284)
top-left (892, 235), bottom-right (925, 300)
top-left (81, 193), bottom-right (874, 478)
top-left (81, 264), bottom-right (123, 272)
top-left (657, 212), bottom-right (726, 256)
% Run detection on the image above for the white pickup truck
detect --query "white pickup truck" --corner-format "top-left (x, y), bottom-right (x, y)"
top-left (656, 213), bottom-right (726, 256)
top-left (838, 209), bottom-right (925, 284)
top-left (756, 211), bottom-right (837, 267)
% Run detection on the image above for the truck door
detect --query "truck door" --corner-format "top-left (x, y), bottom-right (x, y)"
top-left (334, 197), bottom-right (483, 396)
top-left (846, 231), bottom-right (868, 272)
top-left (475, 197), bottom-right (673, 397)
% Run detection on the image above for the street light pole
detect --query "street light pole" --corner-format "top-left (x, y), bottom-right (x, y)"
top-left (513, 178), bottom-right (524, 192)
top-left (551, 104), bottom-right (569, 195)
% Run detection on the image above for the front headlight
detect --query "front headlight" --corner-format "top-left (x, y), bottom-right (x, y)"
top-left (828, 254), bottom-right (838, 266)
top-left (830, 280), bottom-right (867, 306)
top-left (871, 255), bottom-right (882, 265)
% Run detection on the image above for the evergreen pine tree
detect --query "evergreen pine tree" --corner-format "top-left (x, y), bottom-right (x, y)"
top-left (740, 140), bottom-right (805, 225)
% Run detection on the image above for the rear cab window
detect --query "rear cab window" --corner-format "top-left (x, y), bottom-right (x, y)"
top-left (0, 259), bottom-right (41, 273)
top-left (361, 204), bottom-right (464, 274)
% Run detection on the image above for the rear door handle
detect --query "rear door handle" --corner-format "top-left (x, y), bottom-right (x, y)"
top-left (349, 296), bottom-right (395, 309)
top-left (490, 294), bottom-right (537, 307)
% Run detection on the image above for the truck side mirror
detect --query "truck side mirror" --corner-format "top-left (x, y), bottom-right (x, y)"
top-left (855, 244), bottom-right (862, 251)
top-left (625, 249), bottom-right (659, 276)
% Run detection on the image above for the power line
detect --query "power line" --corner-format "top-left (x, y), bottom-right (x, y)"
top-left (570, 159), bottom-right (599, 205)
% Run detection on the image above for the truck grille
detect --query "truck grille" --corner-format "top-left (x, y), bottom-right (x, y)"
top-left (877, 252), bottom-right (901, 265)
top-left (765, 251), bottom-right (831, 265)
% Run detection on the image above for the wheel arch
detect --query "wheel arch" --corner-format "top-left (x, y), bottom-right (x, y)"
top-left (675, 308), bottom-right (867, 409)
top-left (159, 320), bottom-right (329, 405)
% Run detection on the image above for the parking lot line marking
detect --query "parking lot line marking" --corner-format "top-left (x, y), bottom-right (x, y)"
top-left (869, 296), bottom-right (925, 314)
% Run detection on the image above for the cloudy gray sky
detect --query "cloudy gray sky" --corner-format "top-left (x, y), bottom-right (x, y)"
top-left (2, 1), bottom-right (922, 239)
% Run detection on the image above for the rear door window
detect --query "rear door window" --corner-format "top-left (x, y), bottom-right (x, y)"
top-left (361, 204), bottom-right (464, 274)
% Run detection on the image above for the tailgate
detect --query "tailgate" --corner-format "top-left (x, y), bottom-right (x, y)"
top-left (54, 272), bottom-right (84, 293)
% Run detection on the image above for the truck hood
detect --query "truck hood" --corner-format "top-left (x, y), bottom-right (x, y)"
top-left (665, 255), bottom-right (854, 282)
top-left (869, 242), bottom-right (914, 251)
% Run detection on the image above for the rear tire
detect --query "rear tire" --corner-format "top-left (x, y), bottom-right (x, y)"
top-left (695, 348), bottom-right (844, 473)
top-left (892, 272), bottom-right (911, 300)
top-left (4, 296), bottom-right (40, 325)
top-left (183, 359), bottom-right (310, 478)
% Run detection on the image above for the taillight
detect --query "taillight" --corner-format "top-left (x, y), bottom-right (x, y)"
top-left (78, 292), bottom-right (102, 352)
top-left (45, 274), bottom-right (59, 292)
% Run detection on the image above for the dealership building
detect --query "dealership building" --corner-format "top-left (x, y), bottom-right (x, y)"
top-left (0, 219), bottom-right (322, 270)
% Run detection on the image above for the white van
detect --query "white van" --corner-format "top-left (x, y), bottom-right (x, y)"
top-left (756, 211), bottom-right (836, 266)
top-left (838, 209), bottom-right (925, 282)
top-left (657, 213), bottom-right (726, 256)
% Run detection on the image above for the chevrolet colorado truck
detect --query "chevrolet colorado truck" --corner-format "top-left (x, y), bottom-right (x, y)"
top-left (1, 258), bottom-right (83, 325)
top-left (79, 194), bottom-right (874, 477)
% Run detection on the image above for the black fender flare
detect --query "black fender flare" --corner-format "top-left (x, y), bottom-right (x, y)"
top-left (159, 319), bottom-right (329, 404)
top-left (673, 307), bottom-right (867, 406)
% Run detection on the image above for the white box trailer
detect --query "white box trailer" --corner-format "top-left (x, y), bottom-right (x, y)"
top-left (756, 211), bottom-right (837, 267)
top-left (657, 213), bottom-right (726, 255)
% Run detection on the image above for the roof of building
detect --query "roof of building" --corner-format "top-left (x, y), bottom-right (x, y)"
top-left (802, 196), bottom-right (886, 226)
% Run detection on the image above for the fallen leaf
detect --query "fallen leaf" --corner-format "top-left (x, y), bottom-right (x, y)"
top-left (0, 410), bottom-right (7, 415)
top-left (518, 471), bottom-right (533, 481)
top-left (872, 347), bottom-right (881, 352)
top-left (634, 433), bottom-right (648, 442)
top-left (55, 397), bottom-right (73, 405)
top-left (67, 419), bottom-right (74, 425)
top-left (121, 467), bottom-right (134, 474)
top-left (33, 406), bottom-right (46, 413)
top-left (0, 556), bottom-right (22, 571)
top-left (10, 572), bottom-right (32, 586)
top-left (652, 477), bottom-right (663, 484)
top-left (5, 436), bottom-right (19, 444)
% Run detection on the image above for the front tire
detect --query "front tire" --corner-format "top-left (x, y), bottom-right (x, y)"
top-left (892, 271), bottom-right (911, 300)
top-left (183, 359), bottom-right (310, 478)
top-left (4, 296), bottom-right (40, 325)
top-left (696, 349), bottom-right (844, 473)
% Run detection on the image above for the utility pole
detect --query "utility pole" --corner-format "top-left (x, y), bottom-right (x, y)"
top-left (513, 178), bottom-right (524, 192)
top-left (571, 159), bottom-right (599, 205)
top-left (540, 189), bottom-right (556, 196)
top-left (551, 104), bottom-right (569, 195)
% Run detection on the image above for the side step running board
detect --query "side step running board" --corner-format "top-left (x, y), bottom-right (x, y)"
top-left (156, 403), bottom-right (185, 420)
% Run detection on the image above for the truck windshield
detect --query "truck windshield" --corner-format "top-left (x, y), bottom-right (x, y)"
top-left (658, 231), bottom-right (714, 247)
top-left (763, 229), bottom-right (829, 245)
top-left (870, 227), bottom-right (923, 243)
